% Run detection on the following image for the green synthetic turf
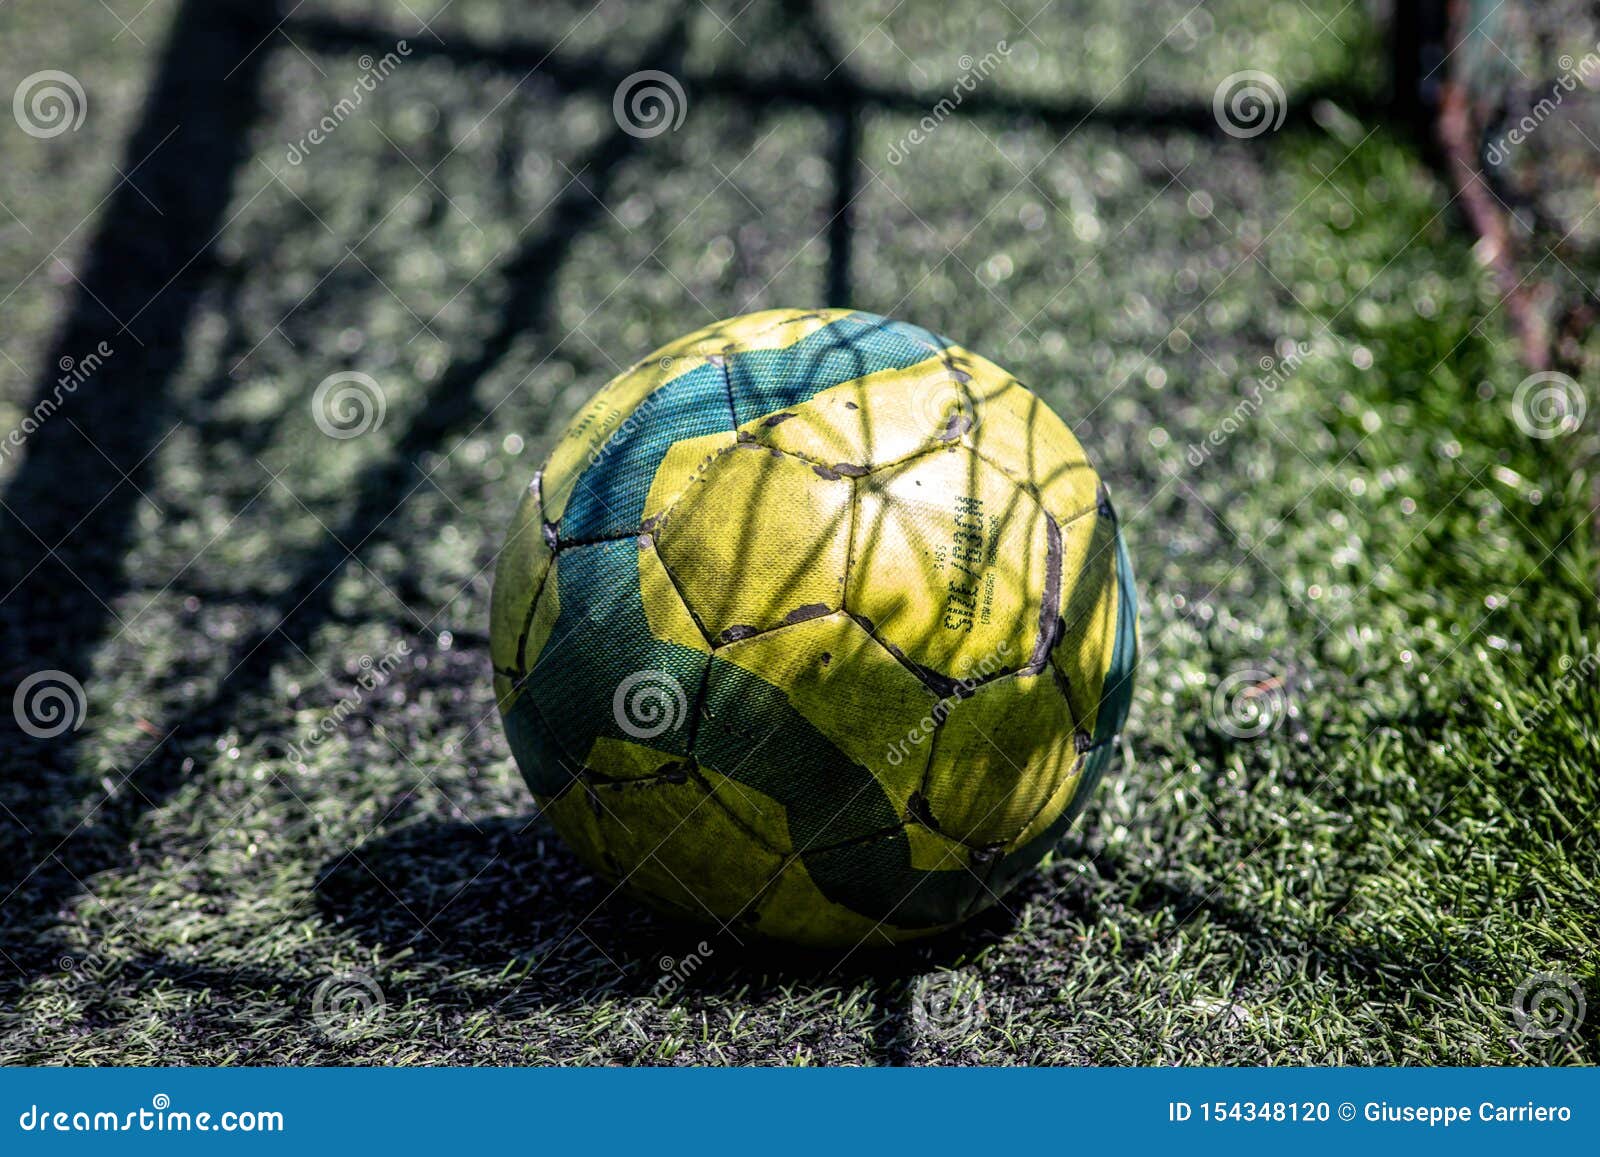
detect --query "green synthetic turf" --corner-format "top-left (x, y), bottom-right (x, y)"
top-left (0, 0), bottom-right (1594, 1064)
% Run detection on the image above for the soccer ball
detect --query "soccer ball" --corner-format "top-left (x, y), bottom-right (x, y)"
top-left (491, 309), bottom-right (1136, 947)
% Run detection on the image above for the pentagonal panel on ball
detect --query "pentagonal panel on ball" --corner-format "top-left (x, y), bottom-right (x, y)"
top-left (655, 444), bottom-right (853, 644)
top-left (712, 611), bottom-right (940, 817)
top-left (849, 446), bottom-right (1050, 683)
top-left (921, 671), bottom-right (1081, 849)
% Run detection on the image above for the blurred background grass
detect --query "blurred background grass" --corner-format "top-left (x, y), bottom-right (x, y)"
top-left (0, 0), bottom-right (1594, 1064)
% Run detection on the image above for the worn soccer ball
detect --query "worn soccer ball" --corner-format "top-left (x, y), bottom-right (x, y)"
top-left (491, 309), bottom-right (1136, 947)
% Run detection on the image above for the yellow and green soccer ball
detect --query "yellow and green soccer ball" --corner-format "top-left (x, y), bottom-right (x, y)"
top-left (491, 309), bottom-right (1136, 947)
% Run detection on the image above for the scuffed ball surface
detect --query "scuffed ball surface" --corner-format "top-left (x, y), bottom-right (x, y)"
top-left (492, 309), bottom-right (1135, 946)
